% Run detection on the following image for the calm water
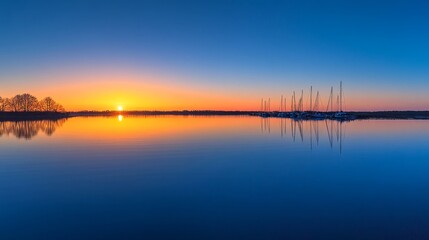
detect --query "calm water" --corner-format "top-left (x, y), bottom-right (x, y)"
top-left (1, 116), bottom-right (429, 239)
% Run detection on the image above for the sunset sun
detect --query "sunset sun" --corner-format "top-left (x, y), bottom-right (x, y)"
top-left (117, 105), bottom-right (123, 111)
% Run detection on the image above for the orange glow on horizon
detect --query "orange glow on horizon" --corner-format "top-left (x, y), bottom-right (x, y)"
top-left (1, 70), bottom-right (427, 112)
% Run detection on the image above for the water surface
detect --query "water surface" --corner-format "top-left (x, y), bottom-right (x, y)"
top-left (1, 116), bottom-right (429, 239)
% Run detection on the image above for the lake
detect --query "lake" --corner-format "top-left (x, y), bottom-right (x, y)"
top-left (1, 116), bottom-right (429, 239)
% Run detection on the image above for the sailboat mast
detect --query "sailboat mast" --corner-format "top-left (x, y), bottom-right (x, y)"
top-left (336, 95), bottom-right (340, 112)
top-left (340, 81), bottom-right (343, 112)
top-left (310, 86), bottom-right (313, 112)
top-left (291, 96), bottom-right (293, 112)
top-left (293, 91), bottom-right (296, 112)
top-left (268, 98), bottom-right (270, 112)
top-left (284, 98), bottom-right (287, 112)
top-left (314, 91), bottom-right (319, 112)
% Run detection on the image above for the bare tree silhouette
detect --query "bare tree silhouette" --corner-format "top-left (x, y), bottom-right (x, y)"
top-left (23, 94), bottom-right (39, 111)
top-left (9, 95), bottom-right (21, 112)
top-left (1, 94), bottom-right (65, 112)
top-left (39, 97), bottom-right (64, 112)
top-left (0, 97), bottom-right (5, 112)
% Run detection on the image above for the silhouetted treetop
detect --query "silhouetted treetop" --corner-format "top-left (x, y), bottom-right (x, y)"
top-left (0, 94), bottom-right (65, 112)
top-left (39, 97), bottom-right (65, 112)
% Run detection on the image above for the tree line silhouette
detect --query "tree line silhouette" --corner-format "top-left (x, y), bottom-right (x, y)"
top-left (0, 93), bottom-right (65, 112)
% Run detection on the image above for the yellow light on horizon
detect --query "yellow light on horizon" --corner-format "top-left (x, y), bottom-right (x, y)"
top-left (117, 105), bottom-right (123, 111)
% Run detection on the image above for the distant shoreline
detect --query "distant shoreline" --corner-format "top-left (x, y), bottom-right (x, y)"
top-left (344, 111), bottom-right (429, 120)
top-left (0, 112), bottom-right (69, 121)
top-left (1, 111), bottom-right (429, 121)
top-left (69, 110), bottom-right (256, 117)
top-left (71, 110), bottom-right (429, 120)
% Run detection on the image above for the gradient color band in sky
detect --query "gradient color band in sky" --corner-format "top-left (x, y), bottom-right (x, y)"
top-left (1, 0), bottom-right (428, 111)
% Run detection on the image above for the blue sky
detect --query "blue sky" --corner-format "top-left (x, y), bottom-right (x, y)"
top-left (1, 0), bottom-right (428, 110)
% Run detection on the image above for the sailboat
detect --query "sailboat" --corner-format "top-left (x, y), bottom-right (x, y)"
top-left (333, 81), bottom-right (355, 120)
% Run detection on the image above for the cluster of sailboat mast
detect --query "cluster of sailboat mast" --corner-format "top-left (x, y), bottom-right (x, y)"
top-left (258, 81), bottom-right (353, 120)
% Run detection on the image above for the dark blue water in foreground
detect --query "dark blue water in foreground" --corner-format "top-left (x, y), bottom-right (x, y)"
top-left (0, 116), bottom-right (428, 240)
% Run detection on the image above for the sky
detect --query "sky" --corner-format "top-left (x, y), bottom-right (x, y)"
top-left (0, 0), bottom-right (428, 111)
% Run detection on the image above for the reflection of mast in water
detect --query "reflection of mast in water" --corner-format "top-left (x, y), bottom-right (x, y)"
top-left (339, 121), bottom-right (343, 155)
top-left (256, 118), bottom-right (346, 155)
top-left (280, 118), bottom-right (287, 137)
top-left (310, 121), bottom-right (313, 149)
top-left (298, 121), bottom-right (304, 142)
top-left (313, 120), bottom-right (320, 145)
top-left (283, 118), bottom-right (286, 136)
top-left (263, 118), bottom-right (266, 132)
top-left (336, 121), bottom-right (340, 142)
top-left (330, 120), bottom-right (333, 147)
top-left (263, 118), bottom-right (270, 133)
top-left (260, 117), bottom-right (273, 134)
top-left (325, 120), bottom-right (333, 148)
top-left (291, 120), bottom-right (296, 142)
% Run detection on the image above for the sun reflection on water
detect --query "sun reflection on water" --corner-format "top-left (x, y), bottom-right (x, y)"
top-left (118, 115), bottom-right (123, 122)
